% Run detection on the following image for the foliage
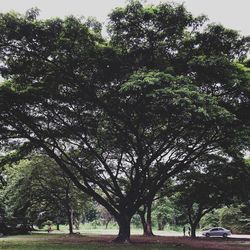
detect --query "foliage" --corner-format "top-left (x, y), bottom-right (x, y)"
top-left (0, 0), bottom-right (249, 241)
top-left (220, 206), bottom-right (250, 233)
top-left (152, 197), bottom-right (180, 230)
top-left (201, 204), bottom-right (250, 234)
top-left (220, 206), bottom-right (242, 232)
top-left (200, 210), bottom-right (221, 229)
top-left (1, 155), bottom-right (89, 232)
top-left (97, 205), bottom-right (114, 228)
top-left (172, 154), bottom-right (250, 236)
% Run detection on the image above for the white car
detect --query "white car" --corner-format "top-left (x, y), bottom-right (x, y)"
top-left (202, 227), bottom-right (231, 238)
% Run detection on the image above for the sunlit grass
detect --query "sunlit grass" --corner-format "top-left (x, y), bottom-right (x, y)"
top-left (41, 223), bottom-right (183, 236)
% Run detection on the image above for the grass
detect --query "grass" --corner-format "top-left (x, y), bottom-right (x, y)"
top-left (42, 223), bottom-right (183, 236)
top-left (2, 225), bottom-right (248, 250)
top-left (0, 234), bottom-right (202, 250)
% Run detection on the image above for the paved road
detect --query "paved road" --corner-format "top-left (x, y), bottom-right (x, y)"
top-left (228, 234), bottom-right (250, 239)
top-left (155, 231), bottom-right (250, 239)
top-left (16, 229), bottom-right (250, 239)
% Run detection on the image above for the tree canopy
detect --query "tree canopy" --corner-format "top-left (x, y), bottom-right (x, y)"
top-left (0, 1), bottom-right (249, 242)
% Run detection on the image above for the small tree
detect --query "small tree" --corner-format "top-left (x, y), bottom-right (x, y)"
top-left (97, 205), bottom-right (113, 229)
top-left (173, 155), bottom-right (249, 237)
top-left (2, 155), bottom-right (89, 234)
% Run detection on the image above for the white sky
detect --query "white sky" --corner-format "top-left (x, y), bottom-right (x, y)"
top-left (0, 0), bottom-right (249, 36)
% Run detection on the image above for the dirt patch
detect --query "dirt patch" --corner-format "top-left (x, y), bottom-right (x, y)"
top-left (49, 234), bottom-right (250, 250)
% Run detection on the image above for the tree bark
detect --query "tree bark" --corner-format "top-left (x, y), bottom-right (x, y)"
top-left (56, 223), bottom-right (60, 230)
top-left (139, 197), bottom-right (154, 237)
top-left (187, 207), bottom-right (202, 238)
top-left (139, 206), bottom-right (154, 236)
top-left (138, 207), bottom-right (148, 235)
top-left (191, 224), bottom-right (197, 238)
top-left (67, 207), bottom-right (74, 234)
top-left (0, 221), bottom-right (8, 235)
top-left (145, 201), bottom-right (154, 236)
top-left (158, 221), bottom-right (165, 230)
top-left (113, 215), bottom-right (131, 243)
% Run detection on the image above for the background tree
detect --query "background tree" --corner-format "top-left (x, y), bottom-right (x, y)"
top-left (200, 209), bottom-right (221, 229)
top-left (201, 205), bottom-right (250, 234)
top-left (0, 1), bottom-right (249, 242)
top-left (138, 194), bottom-right (155, 236)
top-left (152, 197), bottom-right (176, 231)
top-left (97, 205), bottom-right (114, 229)
top-left (138, 180), bottom-right (173, 236)
top-left (2, 155), bottom-right (89, 234)
top-left (173, 155), bottom-right (249, 237)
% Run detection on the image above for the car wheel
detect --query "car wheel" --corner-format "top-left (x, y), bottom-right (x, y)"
top-left (223, 233), bottom-right (228, 238)
top-left (206, 233), bottom-right (210, 237)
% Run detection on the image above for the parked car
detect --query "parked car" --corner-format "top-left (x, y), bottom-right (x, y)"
top-left (202, 227), bottom-right (231, 238)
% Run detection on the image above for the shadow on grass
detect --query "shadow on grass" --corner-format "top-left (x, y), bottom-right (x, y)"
top-left (0, 234), bottom-right (204, 250)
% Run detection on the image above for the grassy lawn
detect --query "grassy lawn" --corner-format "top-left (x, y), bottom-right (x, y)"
top-left (1, 230), bottom-right (249, 250)
top-left (42, 223), bottom-right (183, 236)
top-left (0, 234), bottom-right (202, 250)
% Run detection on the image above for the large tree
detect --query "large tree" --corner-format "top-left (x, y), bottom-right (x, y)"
top-left (0, 1), bottom-right (249, 242)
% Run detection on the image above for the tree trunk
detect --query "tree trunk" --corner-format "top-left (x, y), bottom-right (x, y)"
top-left (187, 208), bottom-right (202, 238)
top-left (105, 219), bottom-right (111, 229)
top-left (0, 221), bottom-right (8, 235)
top-left (139, 199), bottom-right (154, 237)
top-left (67, 207), bottom-right (74, 234)
top-left (113, 215), bottom-right (131, 243)
top-left (157, 215), bottom-right (166, 231)
top-left (56, 216), bottom-right (60, 230)
top-left (145, 201), bottom-right (154, 236)
top-left (187, 207), bottom-right (199, 238)
top-left (191, 224), bottom-right (196, 238)
top-left (138, 208), bottom-right (148, 236)
top-left (139, 208), bottom-right (154, 236)
top-left (189, 221), bottom-right (199, 238)
top-left (158, 221), bottom-right (164, 230)
top-left (74, 217), bottom-right (80, 230)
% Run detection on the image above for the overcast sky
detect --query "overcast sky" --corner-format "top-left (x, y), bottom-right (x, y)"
top-left (0, 0), bottom-right (249, 35)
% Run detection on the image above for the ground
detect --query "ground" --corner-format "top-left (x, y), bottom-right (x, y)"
top-left (50, 234), bottom-right (250, 250)
top-left (0, 233), bottom-right (250, 250)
